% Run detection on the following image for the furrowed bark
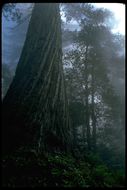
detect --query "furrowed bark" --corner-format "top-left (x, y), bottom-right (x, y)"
top-left (2, 3), bottom-right (71, 154)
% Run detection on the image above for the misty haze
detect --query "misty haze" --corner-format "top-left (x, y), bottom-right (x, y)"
top-left (2, 3), bottom-right (125, 187)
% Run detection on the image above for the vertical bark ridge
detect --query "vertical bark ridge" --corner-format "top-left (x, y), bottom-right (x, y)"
top-left (2, 3), bottom-right (71, 154)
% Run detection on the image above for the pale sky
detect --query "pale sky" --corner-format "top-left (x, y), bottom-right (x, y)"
top-left (61, 3), bottom-right (125, 35)
top-left (94, 3), bottom-right (125, 35)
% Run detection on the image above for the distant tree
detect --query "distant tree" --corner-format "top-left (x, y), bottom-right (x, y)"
top-left (2, 3), bottom-right (33, 25)
top-left (2, 3), bottom-right (22, 21)
top-left (63, 3), bottom-right (114, 151)
top-left (63, 3), bottom-right (125, 157)
top-left (64, 47), bottom-right (91, 151)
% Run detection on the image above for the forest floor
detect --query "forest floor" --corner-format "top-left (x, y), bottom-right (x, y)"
top-left (2, 148), bottom-right (125, 187)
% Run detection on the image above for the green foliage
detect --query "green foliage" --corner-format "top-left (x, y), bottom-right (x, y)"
top-left (47, 153), bottom-right (87, 187)
top-left (92, 165), bottom-right (115, 187)
top-left (2, 150), bottom-right (125, 187)
top-left (85, 152), bottom-right (103, 166)
top-left (48, 153), bottom-right (75, 167)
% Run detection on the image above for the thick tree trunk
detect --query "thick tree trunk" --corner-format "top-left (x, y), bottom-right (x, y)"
top-left (2, 3), bottom-right (71, 154)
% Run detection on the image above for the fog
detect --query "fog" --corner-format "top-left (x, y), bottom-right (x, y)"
top-left (2, 3), bottom-right (125, 100)
top-left (2, 3), bottom-right (125, 187)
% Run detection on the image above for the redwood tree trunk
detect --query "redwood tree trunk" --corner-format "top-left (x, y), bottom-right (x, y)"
top-left (2, 3), bottom-right (71, 154)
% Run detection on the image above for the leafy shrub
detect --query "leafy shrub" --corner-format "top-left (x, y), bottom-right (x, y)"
top-left (2, 150), bottom-right (125, 187)
top-left (85, 152), bottom-right (103, 166)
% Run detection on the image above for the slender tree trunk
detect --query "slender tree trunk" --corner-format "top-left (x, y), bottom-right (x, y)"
top-left (2, 3), bottom-right (71, 155)
top-left (84, 46), bottom-right (91, 151)
top-left (91, 62), bottom-right (96, 151)
top-left (72, 122), bottom-right (77, 149)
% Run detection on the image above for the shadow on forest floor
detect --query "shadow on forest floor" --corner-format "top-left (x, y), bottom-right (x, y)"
top-left (2, 148), bottom-right (125, 187)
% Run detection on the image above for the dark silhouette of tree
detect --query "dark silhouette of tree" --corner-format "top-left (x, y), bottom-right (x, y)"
top-left (2, 3), bottom-right (71, 155)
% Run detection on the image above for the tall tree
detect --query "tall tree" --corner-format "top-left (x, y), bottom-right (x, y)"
top-left (64, 46), bottom-right (91, 151)
top-left (2, 3), bottom-right (71, 155)
top-left (63, 3), bottom-right (125, 155)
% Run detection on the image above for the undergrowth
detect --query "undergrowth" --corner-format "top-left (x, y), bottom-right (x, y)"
top-left (2, 149), bottom-right (125, 187)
